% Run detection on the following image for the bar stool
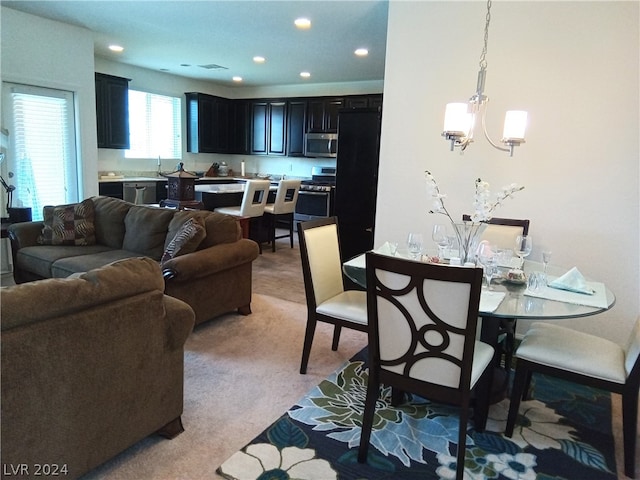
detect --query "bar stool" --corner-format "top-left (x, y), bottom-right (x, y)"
top-left (214, 180), bottom-right (270, 253)
top-left (263, 179), bottom-right (300, 252)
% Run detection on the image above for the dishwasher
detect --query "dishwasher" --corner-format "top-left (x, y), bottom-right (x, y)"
top-left (123, 182), bottom-right (157, 205)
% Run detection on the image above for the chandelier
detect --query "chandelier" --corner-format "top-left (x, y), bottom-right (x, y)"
top-left (442, 0), bottom-right (527, 157)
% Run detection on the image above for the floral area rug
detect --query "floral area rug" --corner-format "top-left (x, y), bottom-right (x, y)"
top-left (217, 349), bottom-right (616, 480)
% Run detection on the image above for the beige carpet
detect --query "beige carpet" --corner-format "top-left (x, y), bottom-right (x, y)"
top-left (82, 293), bottom-right (367, 480)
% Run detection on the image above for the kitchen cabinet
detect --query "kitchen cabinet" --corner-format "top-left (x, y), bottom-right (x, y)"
top-left (230, 101), bottom-right (250, 154)
top-left (250, 100), bottom-right (287, 156)
top-left (95, 73), bottom-right (130, 149)
top-left (98, 181), bottom-right (124, 199)
top-left (344, 94), bottom-right (383, 111)
top-left (287, 99), bottom-right (306, 157)
top-left (186, 93), bottom-right (230, 153)
top-left (307, 97), bottom-right (343, 133)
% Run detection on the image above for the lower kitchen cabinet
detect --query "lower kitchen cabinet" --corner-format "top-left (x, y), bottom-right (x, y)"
top-left (98, 182), bottom-right (123, 199)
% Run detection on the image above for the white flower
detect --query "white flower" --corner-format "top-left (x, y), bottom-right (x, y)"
top-left (485, 452), bottom-right (537, 480)
top-left (219, 443), bottom-right (338, 480)
top-left (425, 170), bottom-right (524, 224)
top-left (487, 398), bottom-right (576, 450)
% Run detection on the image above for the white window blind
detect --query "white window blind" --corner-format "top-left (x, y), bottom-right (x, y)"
top-left (4, 84), bottom-right (78, 221)
top-left (126, 90), bottom-right (181, 159)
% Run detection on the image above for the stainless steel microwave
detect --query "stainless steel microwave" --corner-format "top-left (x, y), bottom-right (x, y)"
top-left (304, 133), bottom-right (338, 158)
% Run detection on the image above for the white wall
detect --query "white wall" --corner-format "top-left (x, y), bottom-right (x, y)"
top-left (376, 1), bottom-right (639, 344)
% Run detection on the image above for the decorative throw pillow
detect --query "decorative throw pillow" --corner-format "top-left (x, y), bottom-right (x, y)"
top-left (160, 217), bottom-right (206, 265)
top-left (37, 199), bottom-right (96, 246)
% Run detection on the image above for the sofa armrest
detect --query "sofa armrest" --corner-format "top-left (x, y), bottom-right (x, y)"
top-left (8, 221), bottom-right (43, 250)
top-left (162, 238), bottom-right (259, 282)
top-left (162, 295), bottom-right (195, 350)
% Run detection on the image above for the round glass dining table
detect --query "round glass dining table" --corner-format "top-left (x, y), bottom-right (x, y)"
top-left (342, 252), bottom-right (616, 401)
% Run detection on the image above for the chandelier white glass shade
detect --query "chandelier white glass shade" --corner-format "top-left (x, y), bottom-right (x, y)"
top-left (442, 0), bottom-right (527, 157)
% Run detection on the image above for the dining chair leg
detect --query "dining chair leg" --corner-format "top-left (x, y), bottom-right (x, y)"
top-left (300, 316), bottom-right (318, 374)
top-left (473, 366), bottom-right (493, 432)
top-left (331, 325), bottom-right (342, 351)
top-left (505, 363), bottom-right (529, 437)
top-left (357, 371), bottom-right (379, 463)
top-left (622, 387), bottom-right (638, 478)
top-left (455, 405), bottom-right (470, 480)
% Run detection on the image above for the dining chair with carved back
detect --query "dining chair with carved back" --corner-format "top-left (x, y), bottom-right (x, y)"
top-left (505, 317), bottom-right (640, 478)
top-left (297, 216), bottom-right (368, 374)
top-left (358, 252), bottom-right (495, 480)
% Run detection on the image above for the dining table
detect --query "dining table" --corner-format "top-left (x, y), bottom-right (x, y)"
top-left (342, 246), bottom-right (616, 401)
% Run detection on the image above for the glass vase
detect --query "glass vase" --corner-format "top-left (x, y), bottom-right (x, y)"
top-left (451, 221), bottom-right (487, 264)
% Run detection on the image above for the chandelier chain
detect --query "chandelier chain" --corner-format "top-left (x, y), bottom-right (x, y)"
top-left (479, 0), bottom-right (492, 70)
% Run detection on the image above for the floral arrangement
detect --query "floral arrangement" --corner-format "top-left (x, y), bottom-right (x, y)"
top-left (425, 170), bottom-right (524, 223)
top-left (424, 170), bottom-right (524, 262)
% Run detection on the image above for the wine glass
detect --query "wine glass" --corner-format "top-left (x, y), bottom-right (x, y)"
top-left (407, 233), bottom-right (423, 260)
top-left (514, 235), bottom-right (533, 269)
top-left (542, 250), bottom-right (552, 283)
top-left (431, 224), bottom-right (449, 259)
top-left (477, 243), bottom-right (498, 290)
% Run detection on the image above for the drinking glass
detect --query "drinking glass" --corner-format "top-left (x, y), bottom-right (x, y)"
top-left (478, 243), bottom-right (498, 290)
top-left (431, 224), bottom-right (449, 259)
top-left (542, 250), bottom-right (552, 279)
top-left (514, 235), bottom-right (532, 269)
top-left (407, 233), bottom-right (423, 260)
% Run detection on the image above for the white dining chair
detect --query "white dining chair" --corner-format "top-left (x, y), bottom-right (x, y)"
top-left (297, 216), bottom-right (368, 374)
top-left (505, 318), bottom-right (640, 478)
top-left (263, 179), bottom-right (300, 252)
top-left (214, 180), bottom-right (270, 252)
top-left (358, 252), bottom-right (494, 480)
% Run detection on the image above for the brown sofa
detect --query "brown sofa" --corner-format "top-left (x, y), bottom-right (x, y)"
top-left (1, 257), bottom-right (195, 479)
top-left (8, 196), bottom-right (260, 325)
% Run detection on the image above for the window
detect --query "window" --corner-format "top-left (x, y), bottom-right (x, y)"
top-left (2, 83), bottom-right (78, 221)
top-left (126, 90), bottom-right (181, 160)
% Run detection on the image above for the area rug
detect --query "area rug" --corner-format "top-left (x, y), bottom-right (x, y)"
top-left (217, 349), bottom-right (616, 480)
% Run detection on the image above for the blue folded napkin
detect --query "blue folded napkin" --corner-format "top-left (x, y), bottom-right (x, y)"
top-left (548, 267), bottom-right (595, 295)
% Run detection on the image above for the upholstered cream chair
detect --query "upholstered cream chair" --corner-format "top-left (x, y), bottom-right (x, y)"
top-left (263, 179), bottom-right (300, 252)
top-left (506, 319), bottom-right (640, 478)
top-left (297, 217), bottom-right (368, 374)
top-left (215, 179), bottom-right (270, 253)
top-left (358, 252), bottom-right (494, 480)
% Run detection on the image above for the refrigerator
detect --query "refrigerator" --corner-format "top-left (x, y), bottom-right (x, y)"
top-left (333, 108), bottom-right (382, 264)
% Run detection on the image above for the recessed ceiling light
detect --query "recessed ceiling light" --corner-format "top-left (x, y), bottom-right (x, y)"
top-left (108, 45), bottom-right (124, 52)
top-left (294, 18), bottom-right (311, 29)
top-left (355, 48), bottom-right (369, 57)
top-left (300, 71), bottom-right (311, 78)
top-left (232, 76), bottom-right (243, 82)
top-left (253, 56), bottom-right (266, 63)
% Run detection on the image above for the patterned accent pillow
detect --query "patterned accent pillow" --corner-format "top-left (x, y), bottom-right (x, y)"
top-left (37, 199), bottom-right (96, 246)
top-left (160, 217), bottom-right (206, 265)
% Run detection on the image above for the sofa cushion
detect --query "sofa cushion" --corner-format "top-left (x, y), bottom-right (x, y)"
top-left (37, 199), bottom-right (96, 246)
top-left (50, 250), bottom-right (147, 278)
top-left (92, 196), bottom-right (133, 248)
top-left (199, 212), bottom-right (242, 249)
top-left (16, 244), bottom-right (114, 279)
top-left (122, 205), bottom-right (174, 260)
top-left (1, 257), bottom-right (165, 331)
top-left (161, 217), bottom-right (206, 265)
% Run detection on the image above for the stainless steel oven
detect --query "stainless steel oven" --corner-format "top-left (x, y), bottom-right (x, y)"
top-left (294, 166), bottom-right (336, 225)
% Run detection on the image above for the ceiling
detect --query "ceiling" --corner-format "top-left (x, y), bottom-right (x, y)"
top-left (2, 0), bottom-right (389, 88)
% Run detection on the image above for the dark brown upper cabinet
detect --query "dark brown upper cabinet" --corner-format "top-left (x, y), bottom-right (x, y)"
top-left (95, 73), bottom-right (130, 149)
top-left (186, 92), bottom-right (230, 154)
top-left (307, 97), bottom-right (343, 133)
top-left (250, 100), bottom-right (287, 156)
top-left (287, 99), bottom-right (307, 157)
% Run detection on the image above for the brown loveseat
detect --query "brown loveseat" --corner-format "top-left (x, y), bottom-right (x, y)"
top-left (8, 196), bottom-right (260, 325)
top-left (1, 257), bottom-right (195, 479)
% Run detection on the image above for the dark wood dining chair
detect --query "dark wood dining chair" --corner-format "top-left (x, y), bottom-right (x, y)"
top-left (358, 252), bottom-right (494, 480)
top-left (463, 215), bottom-right (530, 372)
top-left (505, 318), bottom-right (640, 478)
top-left (297, 217), bottom-right (368, 374)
